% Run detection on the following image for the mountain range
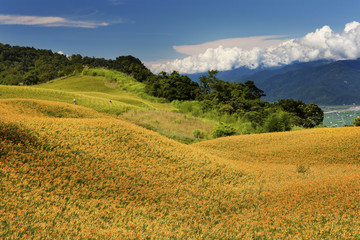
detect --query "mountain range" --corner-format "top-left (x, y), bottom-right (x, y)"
top-left (188, 59), bottom-right (360, 105)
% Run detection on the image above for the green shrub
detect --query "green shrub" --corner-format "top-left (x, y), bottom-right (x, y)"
top-left (193, 129), bottom-right (205, 139)
top-left (353, 116), bottom-right (360, 126)
top-left (237, 121), bottom-right (258, 134)
top-left (263, 111), bottom-right (291, 132)
top-left (211, 122), bottom-right (237, 138)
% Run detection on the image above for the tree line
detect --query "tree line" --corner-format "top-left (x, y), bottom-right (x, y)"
top-left (0, 43), bottom-right (152, 85)
top-left (144, 70), bottom-right (323, 132)
top-left (0, 43), bottom-right (323, 132)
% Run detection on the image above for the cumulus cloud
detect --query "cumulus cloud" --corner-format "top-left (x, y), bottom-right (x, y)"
top-left (148, 21), bottom-right (360, 74)
top-left (173, 36), bottom-right (286, 55)
top-left (0, 14), bottom-right (109, 28)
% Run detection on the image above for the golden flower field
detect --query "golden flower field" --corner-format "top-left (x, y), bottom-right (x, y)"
top-left (1, 96), bottom-right (360, 237)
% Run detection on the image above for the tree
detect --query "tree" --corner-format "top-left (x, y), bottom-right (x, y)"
top-left (263, 111), bottom-right (291, 132)
top-left (199, 70), bottom-right (219, 95)
top-left (23, 71), bottom-right (39, 85)
top-left (353, 116), bottom-right (360, 126)
top-left (276, 99), bottom-right (323, 128)
top-left (144, 71), bottom-right (200, 101)
top-left (302, 103), bottom-right (324, 128)
top-left (242, 80), bottom-right (266, 100)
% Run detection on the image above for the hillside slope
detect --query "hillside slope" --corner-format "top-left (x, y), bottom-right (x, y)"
top-left (1, 98), bottom-right (359, 238)
top-left (193, 127), bottom-right (360, 165)
top-left (0, 99), bottom-right (244, 239)
top-left (0, 70), bottom-right (217, 142)
top-left (0, 77), bottom-right (164, 115)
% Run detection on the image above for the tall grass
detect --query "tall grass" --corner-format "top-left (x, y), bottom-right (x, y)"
top-left (0, 68), bottom-right (176, 115)
top-left (0, 85), bottom-right (131, 115)
top-left (172, 100), bottom-right (263, 134)
top-left (122, 110), bottom-right (216, 143)
top-left (81, 68), bottom-right (167, 103)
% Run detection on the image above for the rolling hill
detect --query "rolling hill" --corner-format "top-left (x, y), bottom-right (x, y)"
top-left (0, 69), bottom-right (215, 142)
top-left (1, 72), bottom-right (360, 238)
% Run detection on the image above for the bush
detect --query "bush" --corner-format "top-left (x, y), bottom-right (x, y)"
top-left (172, 100), bottom-right (202, 116)
top-left (237, 121), bottom-right (258, 135)
top-left (353, 116), bottom-right (360, 126)
top-left (193, 129), bottom-right (205, 139)
top-left (211, 122), bottom-right (237, 138)
top-left (263, 111), bottom-right (291, 132)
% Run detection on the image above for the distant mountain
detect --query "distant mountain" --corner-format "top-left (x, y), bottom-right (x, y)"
top-left (187, 66), bottom-right (261, 82)
top-left (188, 59), bottom-right (360, 105)
top-left (255, 59), bottom-right (360, 105)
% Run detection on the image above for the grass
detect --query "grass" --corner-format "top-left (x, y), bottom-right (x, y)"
top-left (192, 127), bottom-right (360, 165)
top-left (0, 99), bottom-right (245, 239)
top-left (35, 73), bottom-right (173, 111)
top-left (1, 98), bottom-right (359, 238)
top-left (0, 69), bottom-right (216, 142)
top-left (122, 110), bottom-right (216, 143)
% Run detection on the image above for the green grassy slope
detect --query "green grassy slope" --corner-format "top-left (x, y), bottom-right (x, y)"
top-left (0, 73), bottom-right (172, 114)
top-left (0, 69), bottom-right (215, 142)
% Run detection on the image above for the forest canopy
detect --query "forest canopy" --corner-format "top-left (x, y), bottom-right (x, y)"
top-left (0, 43), bottom-right (152, 85)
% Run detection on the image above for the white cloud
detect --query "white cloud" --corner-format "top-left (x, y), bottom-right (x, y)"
top-left (0, 14), bottom-right (109, 28)
top-left (173, 35), bottom-right (286, 55)
top-left (148, 21), bottom-right (360, 74)
top-left (57, 51), bottom-right (69, 58)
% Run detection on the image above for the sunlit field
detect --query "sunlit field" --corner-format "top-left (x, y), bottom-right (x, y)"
top-left (0, 71), bottom-right (216, 142)
top-left (0, 74), bottom-right (172, 115)
top-left (122, 110), bottom-right (215, 143)
top-left (1, 96), bottom-right (359, 239)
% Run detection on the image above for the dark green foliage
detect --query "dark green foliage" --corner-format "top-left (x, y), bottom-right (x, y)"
top-left (0, 43), bottom-right (153, 85)
top-left (263, 111), bottom-right (291, 132)
top-left (145, 71), bottom-right (200, 101)
top-left (276, 99), bottom-right (323, 128)
top-left (193, 129), bottom-right (205, 139)
top-left (112, 56), bottom-right (152, 82)
top-left (200, 71), bottom-right (267, 112)
top-left (0, 43), bottom-right (77, 85)
top-left (302, 103), bottom-right (324, 128)
top-left (353, 116), bottom-right (360, 126)
top-left (211, 122), bottom-right (237, 138)
top-left (171, 71), bottom-right (323, 136)
top-left (70, 55), bottom-right (152, 82)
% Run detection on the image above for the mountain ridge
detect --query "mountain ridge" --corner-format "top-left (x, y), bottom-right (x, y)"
top-left (188, 59), bottom-right (360, 105)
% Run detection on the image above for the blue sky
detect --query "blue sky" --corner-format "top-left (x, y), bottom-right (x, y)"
top-left (1, 0), bottom-right (360, 73)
